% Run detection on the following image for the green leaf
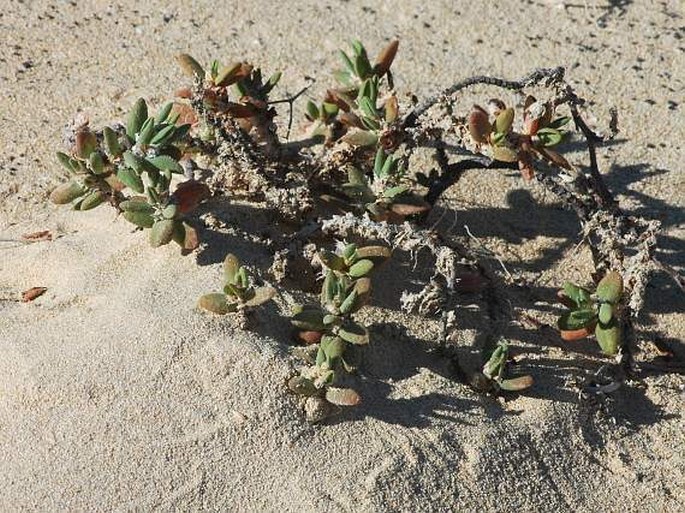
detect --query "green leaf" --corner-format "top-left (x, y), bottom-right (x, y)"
top-left (78, 190), bottom-right (106, 210)
top-left (121, 198), bottom-right (154, 214)
top-left (123, 151), bottom-right (145, 173)
top-left (548, 116), bottom-right (571, 129)
top-left (155, 102), bottom-right (174, 124)
top-left (103, 127), bottom-right (122, 158)
top-left (150, 125), bottom-right (176, 147)
top-left (380, 154), bottom-right (396, 179)
top-left (291, 307), bottom-right (326, 331)
top-left (146, 155), bottom-right (183, 173)
top-left (339, 289), bottom-right (358, 315)
top-left (320, 335), bottom-right (346, 363)
top-left (596, 271), bottom-right (623, 304)
top-left (338, 322), bottom-right (369, 345)
top-left (598, 303), bottom-right (614, 324)
top-left (321, 271), bottom-right (339, 304)
top-left (305, 100), bottom-right (319, 121)
top-left (137, 117), bottom-right (156, 146)
top-left (536, 127), bottom-right (563, 147)
top-left (117, 167), bottom-right (144, 193)
top-left (342, 243), bottom-right (357, 262)
top-left (353, 44), bottom-right (372, 79)
top-left (88, 152), bottom-right (105, 175)
top-left (126, 98), bottom-right (148, 140)
top-left (383, 185), bottom-right (408, 199)
top-left (373, 148), bottom-right (385, 178)
top-left (319, 250), bottom-right (346, 271)
top-left (198, 293), bottom-right (237, 315)
top-left (562, 282), bottom-right (592, 308)
top-left (56, 151), bottom-right (75, 172)
top-left (162, 203), bottom-right (178, 219)
top-left (495, 107), bottom-right (514, 134)
top-left (224, 253), bottom-right (240, 284)
top-left (149, 219), bottom-right (175, 247)
top-left (287, 376), bottom-right (318, 396)
top-left (50, 181), bottom-right (85, 204)
top-left (338, 50), bottom-right (355, 75)
top-left (558, 309), bottom-right (597, 331)
top-left (595, 319), bottom-right (621, 356)
top-left (342, 130), bottom-right (378, 147)
top-left (348, 259), bottom-right (374, 278)
top-left (122, 210), bottom-right (154, 228)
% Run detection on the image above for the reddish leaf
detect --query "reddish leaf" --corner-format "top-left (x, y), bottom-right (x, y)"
top-left (297, 330), bottom-right (323, 345)
top-left (22, 287), bottom-right (47, 302)
top-left (21, 230), bottom-right (52, 242)
top-left (560, 326), bottom-right (594, 341)
top-left (172, 181), bottom-right (210, 214)
top-left (171, 103), bottom-right (197, 126)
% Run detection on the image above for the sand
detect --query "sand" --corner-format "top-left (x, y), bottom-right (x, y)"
top-left (0, 0), bottom-right (683, 511)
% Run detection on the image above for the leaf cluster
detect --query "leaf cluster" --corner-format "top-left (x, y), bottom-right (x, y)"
top-left (198, 253), bottom-right (276, 314)
top-left (288, 243), bottom-right (390, 422)
top-left (557, 271), bottom-right (624, 355)
top-left (468, 96), bottom-right (572, 180)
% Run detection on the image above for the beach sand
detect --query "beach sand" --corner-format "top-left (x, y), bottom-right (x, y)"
top-left (1, 1), bottom-right (683, 511)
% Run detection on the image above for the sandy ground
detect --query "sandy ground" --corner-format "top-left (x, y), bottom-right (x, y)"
top-left (0, 0), bottom-right (684, 511)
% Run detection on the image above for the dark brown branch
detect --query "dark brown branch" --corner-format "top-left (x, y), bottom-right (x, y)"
top-left (402, 67), bottom-right (566, 130)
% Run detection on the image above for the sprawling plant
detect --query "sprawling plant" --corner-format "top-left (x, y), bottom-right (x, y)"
top-left (48, 38), bottom-right (682, 422)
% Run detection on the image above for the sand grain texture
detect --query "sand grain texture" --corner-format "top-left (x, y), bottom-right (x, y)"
top-left (1, 1), bottom-right (683, 511)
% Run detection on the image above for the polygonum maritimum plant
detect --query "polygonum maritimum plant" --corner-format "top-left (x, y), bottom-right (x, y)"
top-left (48, 36), bottom-right (682, 421)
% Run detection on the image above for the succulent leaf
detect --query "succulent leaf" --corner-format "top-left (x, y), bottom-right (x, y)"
top-left (244, 286), bottom-right (276, 307)
top-left (149, 219), bottom-right (175, 247)
top-left (117, 167), bottom-right (144, 193)
top-left (558, 309), bottom-right (597, 331)
top-left (50, 181), bottom-right (86, 204)
top-left (596, 271), bottom-right (623, 304)
top-left (348, 259), bottom-right (374, 278)
top-left (127, 98), bottom-right (148, 140)
top-left (374, 39), bottom-right (399, 77)
top-left (595, 319), bottom-right (621, 356)
top-left (198, 293), bottom-right (237, 314)
top-left (499, 375), bottom-right (534, 392)
top-left (78, 190), bottom-right (106, 210)
top-left (288, 376), bottom-right (318, 396)
top-left (177, 54), bottom-right (205, 79)
top-left (122, 210), bottom-right (155, 228)
top-left (338, 322), bottom-right (369, 345)
top-left (224, 254), bottom-right (240, 284)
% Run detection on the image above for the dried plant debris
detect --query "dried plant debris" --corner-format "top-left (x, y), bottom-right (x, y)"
top-left (21, 287), bottom-right (47, 302)
top-left (47, 38), bottom-right (683, 422)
